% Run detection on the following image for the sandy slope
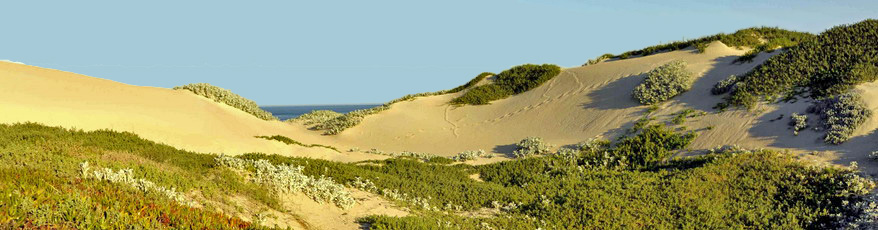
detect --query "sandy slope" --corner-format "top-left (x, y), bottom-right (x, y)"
top-left (326, 41), bottom-right (878, 172)
top-left (0, 61), bottom-right (385, 162)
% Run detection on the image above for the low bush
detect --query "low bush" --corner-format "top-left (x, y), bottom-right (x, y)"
top-left (447, 72), bottom-right (495, 93)
top-left (727, 19), bottom-right (878, 108)
top-left (452, 64), bottom-right (562, 105)
top-left (711, 75), bottom-right (739, 95)
top-left (451, 150), bottom-right (491, 162)
top-left (789, 113), bottom-right (808, 136)
top-left (582, 53), bottom-right (614, 66)
top-left (449, 84), bottom-right (512, 105)
top-left (216, 155), bottom-right (355, 208)
top-left (808, 92), bottom-right (873, 144)
top-left (632, 61), bottom-right (693, 105)
top-left (173, 83), bottom-right (277, 121)
top-left (512, 137), bottom-right (552, 158)
top-left (290, 110), bottom-right (342, 125)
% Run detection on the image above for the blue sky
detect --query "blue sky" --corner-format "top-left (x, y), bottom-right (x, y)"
top-left (2, 1), bottom-right (876, 105)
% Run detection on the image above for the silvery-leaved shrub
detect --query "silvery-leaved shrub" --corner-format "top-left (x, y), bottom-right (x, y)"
top-left (215, 155), bottom-right (355, 208)
top-left (173, 83), bottom-right (277, 121)
top-left (808, 92), bottom-right (873, 144)
top-left (451, 149), bottom-right (489, 162)
top-left (632, 60), bottom-right (693, 105)
top-left (789, 113), bottom-right (808, 136)
top-left (711, 74), bottom-right (739, 95)
top-left (513, 137), bottom-right (552, 158)
top-left (291, 110), bottom-right (342, 125)
top-left (80, 161), bottom-right (197, 207)
top-left (311, 91), bottom-right (449, 134)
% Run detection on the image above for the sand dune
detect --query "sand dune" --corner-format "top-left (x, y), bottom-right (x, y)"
top-left (0, 61), bottom-right (379, 162)
top-left (2, 41), bottom-right (876, 174)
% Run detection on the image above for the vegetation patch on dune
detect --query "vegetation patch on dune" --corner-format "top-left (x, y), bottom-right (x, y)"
top-left (452, 64), bottom-right (562, 105)
top-left (2, 122), bottom-right (877, 229)
top-left (807, 92), bottom-right (873, 144)
top-left (724, 19), bottom-right (878, 108)
top-left (174, 83), bottom-right (278, 121)
top-left (256, 135), bottom-right (341, 152)
top-left (633, 60), bottom-right (693, 105)
top-left (599, 27), bottom-right (812, 61)
top-left (447, 72), bottom-right (495, 94)
top-left (288, 110), bottom-right (342, 125)
top-left (0, 123), bottom-right (278, 229)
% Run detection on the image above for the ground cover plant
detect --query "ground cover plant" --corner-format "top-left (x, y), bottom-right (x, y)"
top-left (725, 19), bottom-right (878, 108)
top-left (174, 83), bottom-right (278, 121)
top-left (632, 60), bottom-right (693, 105)
top-left (451, 64), bottom-right (562, 105)
top-left (1, 122), bottom-right (876, 229)
top-left (0, 123), bottom-right (278, 229)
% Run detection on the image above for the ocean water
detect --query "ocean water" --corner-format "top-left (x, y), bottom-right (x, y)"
top-left (261, 104), bottom-right (381, 121)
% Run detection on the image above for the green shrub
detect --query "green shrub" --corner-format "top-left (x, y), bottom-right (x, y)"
top-left (173, 83), bottom-right (277, 121)
top-left (711, 75), bottom-right (739, 95)
top-left (449, 84), bottom-right (512, 105)
top-left (447, 72), bottom-right (495, 93)
top-left (610, 124), bottom-right (696, 168)
top-left (807, 92), bottom-right (873, 144)
top-left (452, 64), bottom-right (562, 105)
top-left (633, 61), bottom-right (693, 105)
top-left (789, 113), bottom-right (808, 136)
top-left (727, 19), bottom-right (878, 108)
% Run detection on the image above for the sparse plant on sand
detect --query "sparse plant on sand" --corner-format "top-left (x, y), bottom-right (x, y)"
top-left (632, 61), bottom-right (693, 105)
top-left (173, 83), bottom-right (277, 121)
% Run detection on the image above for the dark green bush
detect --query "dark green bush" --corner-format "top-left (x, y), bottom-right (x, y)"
top-left (727, 19), bottom-right (878, 108)
top-left (449, 84), bottom-right (512, 105)
top-left (447, 72), bottom-right (495, 93)
top-left (452, 64), bottom-right (561, 105)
